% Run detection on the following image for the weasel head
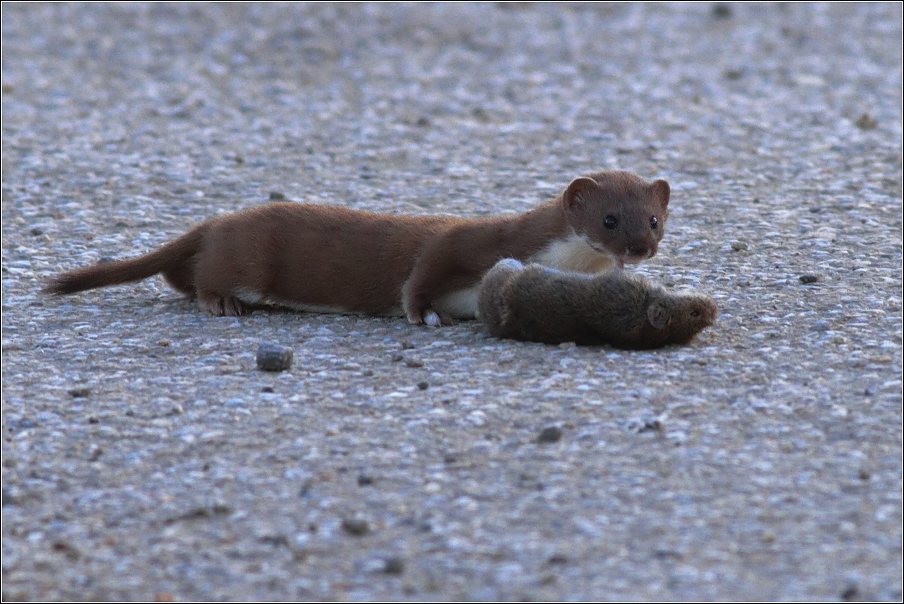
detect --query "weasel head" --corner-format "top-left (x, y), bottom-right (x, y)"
top-left (562, 171), bottom-right (670, 266)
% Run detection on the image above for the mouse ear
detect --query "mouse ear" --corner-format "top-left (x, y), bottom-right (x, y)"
top-left (647, 301), bottom-right (671, 329)
top-left (650, 179), bottom-right (670, 211)
top-left (563, 177), bottom-right (599, 212)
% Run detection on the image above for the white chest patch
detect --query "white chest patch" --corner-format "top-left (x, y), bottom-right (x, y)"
top-left (435, 284), bottom-right (481, 320)
top-left (528, 234), bottom-right (614, 273)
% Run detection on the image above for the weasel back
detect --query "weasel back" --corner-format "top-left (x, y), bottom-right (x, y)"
top-left (44, 202), bottom-right (461, 317)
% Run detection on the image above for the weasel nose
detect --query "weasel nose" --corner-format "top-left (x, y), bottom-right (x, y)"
top-left (627, 244), bottom-right (651, 258)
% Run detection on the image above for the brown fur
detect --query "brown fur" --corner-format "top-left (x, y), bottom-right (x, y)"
top-left (478, 259), bottom-right (717, 349)
top-left (44, 170), bottom-right (670, 325)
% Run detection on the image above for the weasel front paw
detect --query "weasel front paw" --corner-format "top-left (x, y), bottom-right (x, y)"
top-left (407, 308), bottom-right (453, 327)
top-left (402, 277), bottom-right (453, 326)
top-left (405, 309), bottom-right (425, 325)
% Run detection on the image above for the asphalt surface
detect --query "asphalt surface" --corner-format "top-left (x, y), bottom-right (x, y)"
top-left (2, 3), bottom-right (902, 601)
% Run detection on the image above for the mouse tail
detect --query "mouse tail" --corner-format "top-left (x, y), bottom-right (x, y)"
top-left (43, 225), bottom-right (207, 296)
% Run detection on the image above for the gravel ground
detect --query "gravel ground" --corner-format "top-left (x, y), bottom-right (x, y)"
top-left (2, 3), bottom-right (901, 601)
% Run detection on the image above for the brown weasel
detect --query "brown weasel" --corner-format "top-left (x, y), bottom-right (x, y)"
top-left (477, 259), bottom-right (717, 349)
top-left (44, 170), bottom-right (670, 325)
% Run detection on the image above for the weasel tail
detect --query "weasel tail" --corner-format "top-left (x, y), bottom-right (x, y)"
top-left (43, 224), bottom-right (208, 297)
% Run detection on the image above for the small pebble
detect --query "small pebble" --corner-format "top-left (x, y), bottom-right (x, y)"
top-left (855, 113), bottom-right (878, 130)
top-left (341, 518), bottom-right (370, 536)
top-left (810, 320), bottom-right (830, 332)
top-left (51, 540), bottom-right (81, 561)
top-left (357, 474), bottom-right (374, 486)
top-left (87, 445), bottom-right (103, 462)
top-left (259, 534), bottom-right (289, 547)
top-left (69, 387), bottom-right (91, 398)
top-left (637, 418), bottom-right (665, 433)
top-left (383, 557), bottom-right (405, 575)
top-left (538, 426), bottom-right (563, 443)
top-left (269, 191), bottom-right (286, 200)
top-left (256, 343), bottom-right (293, 372)
top-left (840, 582), bottom-right (860, 601)
top-left (405, 358), bottom-right (424, 368)
top-left (799, 274), bottom-right (819, 284)
top-left (730, 241), bottom-right (748, 251)
top-left (712, 4), bottom-right (732, 19)
top-left (417, 381), bottom-right (430, 390)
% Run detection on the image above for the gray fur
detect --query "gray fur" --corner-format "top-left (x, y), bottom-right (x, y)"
top-left (478, 259), bottom-right (717, 349)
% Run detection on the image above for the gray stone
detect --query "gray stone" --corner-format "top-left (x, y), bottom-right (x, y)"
top-left (256, 343), bottom-right (293, 372)
top-left (538, 426), bottom-right (563, 443)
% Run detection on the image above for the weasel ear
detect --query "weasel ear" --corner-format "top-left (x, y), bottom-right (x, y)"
top-left (647, 301), bottom-right (671, 329)
top-left (650, 179), bottom-right (670, 211)
top-left (563, 177), bottom-right (599, 212)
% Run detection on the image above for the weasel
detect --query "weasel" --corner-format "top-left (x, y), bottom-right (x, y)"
top-left (44, 170), bottom-right (670, 326)
top-left (477, 259), bottom-right (717, 349)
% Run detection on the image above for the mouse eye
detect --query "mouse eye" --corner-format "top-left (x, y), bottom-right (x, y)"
top-left (650, 216), bottom-right (658, 229)
top-left (691, 310), bottom-right (700, 317)
top-left (604, 215), bottom-right (618, 229)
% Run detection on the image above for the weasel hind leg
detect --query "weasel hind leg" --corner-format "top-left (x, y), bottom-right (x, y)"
top-left (162, 261), bottom-right (196, 296)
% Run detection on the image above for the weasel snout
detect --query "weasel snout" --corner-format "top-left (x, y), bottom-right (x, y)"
top-left (623, 244), bottom-right (656, 264)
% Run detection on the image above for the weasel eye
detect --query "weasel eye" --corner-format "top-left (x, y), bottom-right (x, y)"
top-left (650, 216), bottom-right (658, 229)
top-left (604, 215), bottom-right (618, 229)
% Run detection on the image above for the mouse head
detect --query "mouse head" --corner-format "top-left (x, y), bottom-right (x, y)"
top-left (563, 171), bottom-right (670, 266)
top-left (646, 291), bottom-right (718, 344)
